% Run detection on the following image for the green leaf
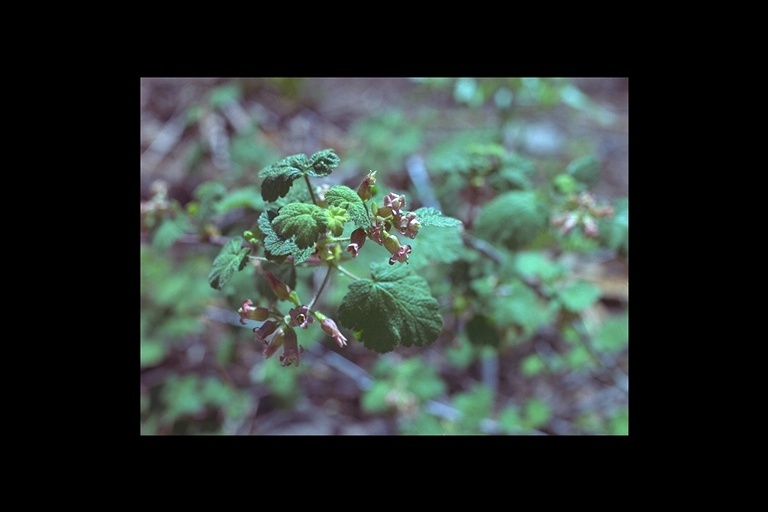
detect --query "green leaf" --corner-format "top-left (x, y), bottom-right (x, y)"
top-left (453, 384), bottom-right (493, 429)
top-left (593, 313), bottom-right (628, 352)
top-left (412, 207), bottom-right (462, 228)
top-left (207, 236), bottom-right (250, 290)
top-left (272, 203), bottom-right (328, 248)
top-left (324, 185), bottom-right (371, 228)
top-left (338, 263), bottom-right (443, 353)
top-left (257, 211), bottom-right (315, 264)
top-left (474, 190), bottom-right (548, 250)
top-left (523, 398), bottom-right (552, 429)
top-left (259, 153), bottom-right (310, 202)
top-left (406, 221), bottom-right (464, 269)
top-left (259, 149), bottom-right (340, 202)
top-left (521, 354), bottom-right (546, 376)
top-left (558, 281), bottom-right (601, 312)
top-left (307, 149), bottom-right (340, 177)
top-left (214, 186), bottom-right (266, 214)
top-left (152, 216), bottom-right (190, 251)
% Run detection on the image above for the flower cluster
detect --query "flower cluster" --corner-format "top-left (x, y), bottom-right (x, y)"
top-left (552, 192), bottom-right (614, 238)
top-left (347, 179), bottom-right (422, 265)
top-left (238, 272), bottom-right (349, 367)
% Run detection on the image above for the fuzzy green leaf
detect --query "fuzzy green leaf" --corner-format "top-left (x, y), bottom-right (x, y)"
top-left (257, 211), bottom-right (315, 264)
top-left (208, 236), bottom-right (250, 290)
top-left (259, 150), bottom-right (340, 202)
top-left (258, 153), bottom-right (309, 202)
top-left (338, 263), bottom-right (443, 353)
top-left (406, 221), bottom-right (464, 269)
top-left (412, 207), bottom-right (462, 228)
top-left (307, 149), bottom-right (340, 177)
top-left (272, 203), bottom-right (328, 248)
top-left (214, 186), bottom-right (265, 214)
top-left (324, 185), bottom-right (371, 228)
top-left (474, 190), bottom-right (548, 250)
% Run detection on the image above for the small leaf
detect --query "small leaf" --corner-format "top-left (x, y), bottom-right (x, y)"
top-left (258, 154), bottom-right (310, 202)
top-left (272, 203), bottom-right (328, 248)
top-left (412, 207), bottom-right (462, 228)
top-left (208, 236), bottom-right (250, 290)
top-left (325, 185), bottom-right (371, 228)
top-left (307, 149), bottom-right (340, 177)
top-left (338, 263), bottom-right (443, 353)
top-left (325, 206), bottom-right (349, 237)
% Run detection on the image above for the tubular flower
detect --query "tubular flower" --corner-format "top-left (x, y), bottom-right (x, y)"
top-left (383, 234), bottom-right (412, 264)
top-left (289, 305), bottom-right (314, 329)
top-left (369, 222), bottom-right (386, 245)
top-left (382, 192), bottom-right (406, 216)
top-left (346, 227), bottom-right (367, 258)
top-left (278, 327), bottom-right (303, 367)
top-left (254, 320), bottom-right (279, 345)
top-left (238, 299), bottom-right (270, 325)
top-left (320, 317), bottom-right (348, 348)
top-left (394, 211), bottom-right (421, 239)
top-left (263, 271), bottom-right (292, 300)
top-left (262, 326), bottom-right (285, 358)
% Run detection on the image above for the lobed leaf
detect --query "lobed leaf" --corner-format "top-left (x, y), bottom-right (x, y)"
top-left (258, 154), bottom-right (310, 202)
top-left (208, 236), bottom-right (250, 290)
top-left (307, 149), bottom-right (340, 177)
top-left (412, 207), bottom-right (462, 228)
top-left (271, 203), bottom-right (328, 248)
top-left (257, 210), bottom-right (315, 264)
top-left (338, 263), bottom-right (443, 353)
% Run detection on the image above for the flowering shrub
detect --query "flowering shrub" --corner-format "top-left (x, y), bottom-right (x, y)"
top-left (208, 149), bottom-right (463, 365)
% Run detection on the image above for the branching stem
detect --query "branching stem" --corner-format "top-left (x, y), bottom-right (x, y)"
top-left (308, 264), bottom-right (334, 310)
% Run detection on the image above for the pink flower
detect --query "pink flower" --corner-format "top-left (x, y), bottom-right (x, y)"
top-left (320, 318), bottom-right (348, 348)
top-left (262, 326), bottom-right (285, 358)
top-left (237, 299), bottom-right (270, 325)
top-left (346, 227), bottom-right (367, 257)
top-left (383, 192), bottom-right (406, 216)
top-left (254, 320), bottom-right (279, 345)
top-left (394, 212), bottom-right (421, 239)
top-left (278, 327), bottom-right (303, 367)
top-left (388, 244), bottom-right (412, 265)
top-left (289, 305), bottom-right (314, 329)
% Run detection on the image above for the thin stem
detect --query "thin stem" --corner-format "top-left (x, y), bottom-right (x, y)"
top-left (336, 264), bottom-right (362, 281)
top-left (308, 265), bottom-right (334, 310)
top-left (304, 174), bottom-right (318, 205)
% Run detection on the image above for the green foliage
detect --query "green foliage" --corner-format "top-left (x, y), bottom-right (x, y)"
top-left (325, 206), bottom-right (349, 236)
top-left (592, 312), bottom-right (629, 353)
top-left (362, 356), bottom-right (446, 413)
top-left (259, 149), bottom-right (340, 202)
top-left (152, 216), bottom-right (191, 251)
top-left (271, 203), bottom-right (328, 248)
top-left (338, 263), bottom-right (443, 353)
top-left (557, 281), bottom-right (601, 312)
top-left (466, 314), bottom-right (499, 347)
top-left (474, 191), bottom-right (549, 250)
top-left (207, 236), bottom-right (250, 290)
top-left (405, 209), bottom-right (464, 269)
top-left (324, 185), bottom-right (370, 228)
top-left (453, 384), bottom-right (493, 433)
top-left (412, 207), bottom-right (462, 228)
top-left (214, 186), bottom-right (266, 214)
top-left (257, 210), bottom-right (315, 264)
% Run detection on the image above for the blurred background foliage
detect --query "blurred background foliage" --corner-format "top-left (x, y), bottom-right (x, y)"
top-left (140, 77), bottom-right (628, 435)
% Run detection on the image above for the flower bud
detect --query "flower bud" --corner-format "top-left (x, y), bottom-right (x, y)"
top-left (357, 170), bottom-right (377, 201)
top-left (383, 192), bottom-right (406, 216)
top-left (320, 317), bottom-right (348, 348)
top-left (263, 271), bottom-right (292, 300)
top-left (346, 227), bottom-right (367, 257)
top-left (383, 234), bottom-right (402, 255)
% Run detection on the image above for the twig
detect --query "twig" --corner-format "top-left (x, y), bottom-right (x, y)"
top-left (336, 264), bottom-right (362, 281)
top-left (308, 265), bottom-right (334, 310)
